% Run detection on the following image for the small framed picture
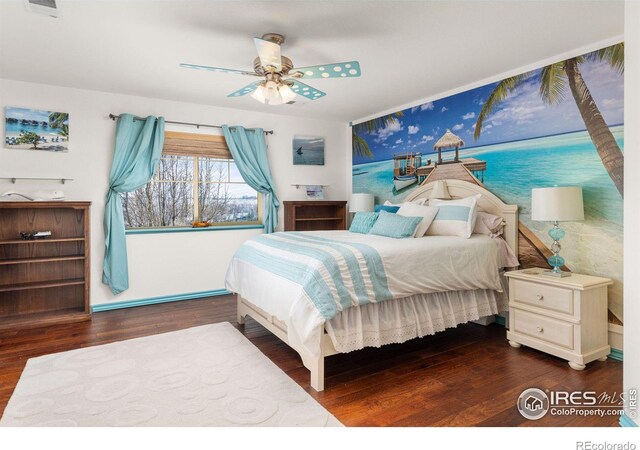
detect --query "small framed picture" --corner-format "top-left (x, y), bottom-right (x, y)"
top-left (305, 185), bottom-right (324, 200)
top-left (5, 107), bottom-right (69, 152)
top-left (293, 135), bottom-right (324, 165)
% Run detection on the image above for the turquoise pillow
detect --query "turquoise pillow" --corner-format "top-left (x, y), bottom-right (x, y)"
top-left (374, 204), bottom-right (400, 213)
top-left (368, 210), bottom-right (422, 239)
top-left (349, 212), bottom-right (379, 234)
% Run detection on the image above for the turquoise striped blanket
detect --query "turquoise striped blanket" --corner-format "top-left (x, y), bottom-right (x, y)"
top-left (233, 232), bottom-right (393, 320)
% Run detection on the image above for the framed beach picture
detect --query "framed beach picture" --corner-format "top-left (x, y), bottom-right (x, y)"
top-left (293, 135), bottom-right (324, 165)
top-left (4, 107), bottom-right (69, 152)
top-left (305, 185), bottom-right (324, 200)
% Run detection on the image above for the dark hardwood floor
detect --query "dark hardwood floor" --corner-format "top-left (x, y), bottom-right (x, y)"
top-left (0, 295), bottom-right (623, 426)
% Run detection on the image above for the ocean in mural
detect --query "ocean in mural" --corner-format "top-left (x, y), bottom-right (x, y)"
top-left (352, 43), bottom-right (624, 321)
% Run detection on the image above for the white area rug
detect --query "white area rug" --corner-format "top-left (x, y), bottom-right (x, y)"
top-left (0, 322), bottom-right (342, 427)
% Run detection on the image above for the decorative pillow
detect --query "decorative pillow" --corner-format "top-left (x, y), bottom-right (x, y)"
top-left (368, 210), bottom-right (423, 239)
top-left (428, 195), bottom-right (479, 238)
top-left (397, 203), bottom-right (439, 237)
top-left (349, 212), bottom-right (379, 234)
top-left (474, 211), bottom-right (506, 237)
top-left (384, 198), bottom-right (426, 207)
top-left (374, 204), bottom-right (400, 213)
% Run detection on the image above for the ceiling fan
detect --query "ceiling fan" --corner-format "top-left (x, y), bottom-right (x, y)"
top-left (180, 33), bottom-right (361, 105)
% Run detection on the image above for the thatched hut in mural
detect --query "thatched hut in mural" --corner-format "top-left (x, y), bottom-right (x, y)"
top-left (434, 129), bottom-right (464, 164)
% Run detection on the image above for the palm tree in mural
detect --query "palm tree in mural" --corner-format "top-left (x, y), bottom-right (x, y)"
top-left (352, 111), bottom-right (404, 158)
top-left (48, 112), bottom-right (68, 129)
top-left (475, 43), bottom-right (624, 196)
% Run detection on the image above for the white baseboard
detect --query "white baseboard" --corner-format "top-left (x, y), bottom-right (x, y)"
top-left (608, 323), bottom-right (623, 351)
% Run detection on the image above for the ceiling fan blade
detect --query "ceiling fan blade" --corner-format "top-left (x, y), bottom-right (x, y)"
top-left (227, 82), bottom-right (263, 97)
top-left (288, 80), bottom-right (326, 100)
top-left (180, 63), bottom-right (258, 76)
top-left (289, 61), bottom-right (361, 79)
top-left (254, 37), bottom-right (282, 71)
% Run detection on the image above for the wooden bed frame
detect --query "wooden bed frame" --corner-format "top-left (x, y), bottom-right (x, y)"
top-left (236, 179), bottom-right (518, 391)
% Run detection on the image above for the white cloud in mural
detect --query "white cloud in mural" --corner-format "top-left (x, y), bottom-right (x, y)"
top-left (395, 138), bottom-right (402, 144)
top-left (452, 123), bottom-right (464, 131)
top-left (421, 135), bottom-right (434, 142)
top-left (602, 97), bottom-right (623, 110)
top-left (411, 102), bottom-right (434, 113)
top-left (372, 120), bottom-right (404, 143)
top-left (441, 106), bottom-right (448, 112)
top-left (462, 112), bottom-right (476, 120)
top-left (408, 125), bottom-right (419, 134)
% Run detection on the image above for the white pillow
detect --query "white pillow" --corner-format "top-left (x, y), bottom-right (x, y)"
top-left (474, 211), bottom-right (506, 237)
top-left (397, 203), bottom-right (439, 237)
top-left (428, 195), bottom-right (480, 238)
top-left (384, 198), bottom-right (426, 207)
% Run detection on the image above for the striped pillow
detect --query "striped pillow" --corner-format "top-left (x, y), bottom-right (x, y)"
top-left (368, 210), bottom-right (423, 239)
top-left (427, 195), bottom-right (479, 238)
top-left (349, 212), bottom-right (379, 234)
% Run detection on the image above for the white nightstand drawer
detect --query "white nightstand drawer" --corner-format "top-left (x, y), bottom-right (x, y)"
top-left (513, 309), bottom-right (574, 349)
top-left (512, 279), bottom-right (573, 315)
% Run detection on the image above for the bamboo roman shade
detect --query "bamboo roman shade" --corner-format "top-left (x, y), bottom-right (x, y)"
top-left (162, 131), bottom-right (232, 159)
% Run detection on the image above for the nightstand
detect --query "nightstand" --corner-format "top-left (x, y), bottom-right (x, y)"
top-left (504, 268), bottom-right (612, 370)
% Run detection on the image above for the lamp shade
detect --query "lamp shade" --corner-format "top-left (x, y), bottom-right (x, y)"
top-left (531, 186), bottom-right (584, 222)
top-left (349, 193), bottom-right (374, 213)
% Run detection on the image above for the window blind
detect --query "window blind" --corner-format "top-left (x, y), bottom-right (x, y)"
top-left (162, 131), bottom-right (232, 159)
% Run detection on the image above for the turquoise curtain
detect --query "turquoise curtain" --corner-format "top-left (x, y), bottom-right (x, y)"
top-left (102, 114), bottom-right (165, 294)
top-left (222, 125), bottom-right (279, 233)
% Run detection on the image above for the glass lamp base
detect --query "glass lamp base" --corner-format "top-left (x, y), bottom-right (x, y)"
top-left (542, 269), bottom-right (571, 278)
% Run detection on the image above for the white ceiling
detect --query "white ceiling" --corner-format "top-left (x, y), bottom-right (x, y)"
top-left (0, 1), bottom-right (624, 122)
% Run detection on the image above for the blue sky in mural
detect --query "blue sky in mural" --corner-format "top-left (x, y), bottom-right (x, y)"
top-left (353, 59), bottom-right (624, 165)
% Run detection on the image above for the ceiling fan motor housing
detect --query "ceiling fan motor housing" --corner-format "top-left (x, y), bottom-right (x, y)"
top-left (253, 56), bottom-right (293, 76)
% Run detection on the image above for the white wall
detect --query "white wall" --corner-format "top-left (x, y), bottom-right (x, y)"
top-left (624, 0), bottom-right (640, 425)
top-left (0, 79), bottom-right (349, 306)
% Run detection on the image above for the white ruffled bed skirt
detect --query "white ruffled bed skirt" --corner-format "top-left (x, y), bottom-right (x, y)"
top-left (325, 275), bottom-right (510, 353)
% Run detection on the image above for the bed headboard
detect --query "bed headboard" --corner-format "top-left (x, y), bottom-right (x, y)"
top-left (405, 179), bottom-right (519, 255)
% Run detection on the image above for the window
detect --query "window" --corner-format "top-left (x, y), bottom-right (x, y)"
top-left (122, 132), bottom-right (261, 229)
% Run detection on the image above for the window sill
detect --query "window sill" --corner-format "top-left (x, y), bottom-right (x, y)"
top-left (125, 224), bottom-right (264, 235)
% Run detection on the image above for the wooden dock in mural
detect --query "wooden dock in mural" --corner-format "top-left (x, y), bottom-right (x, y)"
top-left (416, 158), bottom-right (486, 183)
top-left (421, 162), bottom-right (552, 270)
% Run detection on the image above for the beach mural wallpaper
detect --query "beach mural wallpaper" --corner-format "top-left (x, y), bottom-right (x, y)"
top-left (4, 107), bottom-right (69, 152)
top-left (352, 43), bottom-right (624, 322)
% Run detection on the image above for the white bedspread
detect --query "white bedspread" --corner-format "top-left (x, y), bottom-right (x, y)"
top-left (226, 231), bottom-right (512, 356)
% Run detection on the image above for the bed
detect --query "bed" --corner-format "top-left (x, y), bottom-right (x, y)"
top-left (225, 179), bottom-right (519, 391)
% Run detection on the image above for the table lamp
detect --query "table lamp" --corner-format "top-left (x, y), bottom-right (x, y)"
top-left (531, 186), bottom-right (584, 277)
top-left (349, 193), bottom-right (374, 213)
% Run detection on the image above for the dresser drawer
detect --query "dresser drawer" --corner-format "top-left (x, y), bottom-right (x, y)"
top-left (512, 279), bottom-right (573, 315)
top-left (512, 309), bottom-right (574, 349)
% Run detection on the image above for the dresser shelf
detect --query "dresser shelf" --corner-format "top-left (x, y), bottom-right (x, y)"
top-left (0, 278), bottom-right (86, 293)
top-left (0, 201), bottom-right (91, 330)
top-left (0, 255), bottom-right (85, 265)
top-left (284, 200), bottom-right (347, 231)
top-left (0, 237), bottom-right (85, 245)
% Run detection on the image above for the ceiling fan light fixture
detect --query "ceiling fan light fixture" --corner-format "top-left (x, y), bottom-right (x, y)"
top-left (251, 85), bottom-right (267, 104)
top-left (279, 84), bottom-right (297, 103)
top-left (264, 80), bottom-right (280, 102)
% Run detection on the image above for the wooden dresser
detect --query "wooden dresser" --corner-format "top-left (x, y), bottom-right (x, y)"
top-left (283, 200), bottom-right (347, 232)
top-left (0, 201), bottom-right (91, 331)
top-left (505, 268), bottom-right (612, 370)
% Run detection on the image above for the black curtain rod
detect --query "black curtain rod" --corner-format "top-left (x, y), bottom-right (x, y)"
top-left (108, 114), bottom-right (274, 135)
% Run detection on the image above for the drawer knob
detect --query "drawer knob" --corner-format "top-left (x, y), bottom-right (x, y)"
top-left (536, 294), bottom-right (544, 301)
top-left (536, 326), bottom-right (544, 333)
